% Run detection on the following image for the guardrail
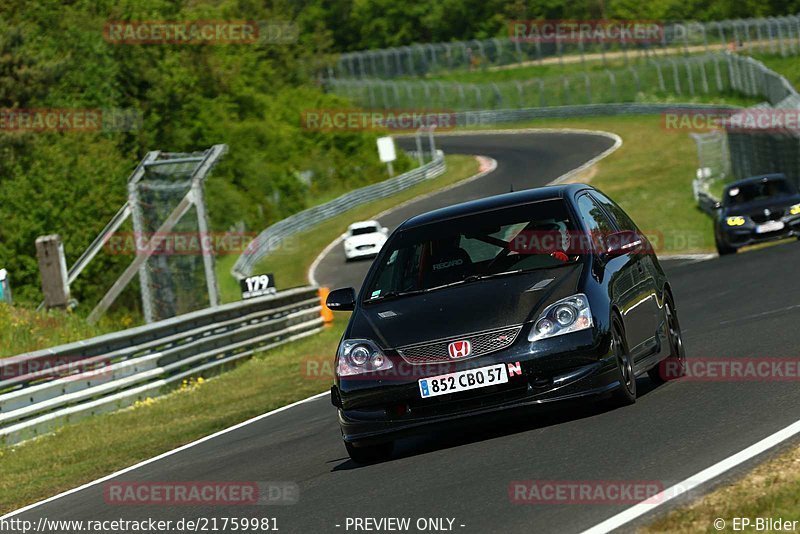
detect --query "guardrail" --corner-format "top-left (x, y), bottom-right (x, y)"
top-left (0, 286), bottom-right (323, 445)
top-left (232, 149), bottom-right (446, 279)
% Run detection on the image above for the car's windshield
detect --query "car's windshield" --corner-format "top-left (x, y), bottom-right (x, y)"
top-left (364, 199), bottom-right (578, 302)
top-left (350, 226), bottom-right (379, 236)
top-left (725, 178), bottom-right (796, 206)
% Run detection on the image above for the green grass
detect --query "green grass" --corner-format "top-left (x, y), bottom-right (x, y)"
top-left (252, 154), bottom-right (480, 289)
top-left (0, 320), bottom-right (346, 514)
top-left (0, 304), bottom-right (131, 358)
top-left (644, 440), bottom-right (800, 533)
top-left (752, 53), bottom-right (800, 88)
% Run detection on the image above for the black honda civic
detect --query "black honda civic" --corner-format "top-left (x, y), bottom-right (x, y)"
top-left (326, 184), bottom-right (686, 463)
top-left (713, 173), bottom-right (800, 255)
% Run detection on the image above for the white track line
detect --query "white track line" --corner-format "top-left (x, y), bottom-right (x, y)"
top-left (0, 392), bottom-right (328, 519)
top-left (581, 418), bottom-right (800, 533)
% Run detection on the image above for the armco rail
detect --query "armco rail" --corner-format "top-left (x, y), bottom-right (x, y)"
top-left (232, 150), bottom-right (446, 279)
top-left (0, 286), bottom-right (323, 445)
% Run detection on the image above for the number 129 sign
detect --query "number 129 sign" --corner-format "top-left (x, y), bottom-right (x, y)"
top-left (240, 273), bottom-right (276, 299)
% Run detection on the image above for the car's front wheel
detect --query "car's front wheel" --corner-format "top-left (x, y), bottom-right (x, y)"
top-left (610, 318), bottom-right (636, 405)
top-left (715, 235), bottom-right (736, 256)
top-left (344, 440), bottom-right (393, 464)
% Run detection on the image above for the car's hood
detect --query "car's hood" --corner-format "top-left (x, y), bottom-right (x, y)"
top-left (344, 233), bottom-right (385, 247)
top-left (349, 264), bottom-right (584, 349)
top-left (723, 195), bottom-right (800, 216)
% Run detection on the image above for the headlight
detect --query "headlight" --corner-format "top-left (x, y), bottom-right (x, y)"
top-left (726, 216), bottom-right (746, 226)
top-left (790, 204), bottom-right (800, 216)
top-left (528, 294), bottom-right (593, 342)
top-left (336, 339), bottom-right (393, 376)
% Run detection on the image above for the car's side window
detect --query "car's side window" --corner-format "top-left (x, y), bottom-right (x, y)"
top-left (589, 191), bottom-right (638, 232)
top-left (575, 193), bottom-right (615, 251)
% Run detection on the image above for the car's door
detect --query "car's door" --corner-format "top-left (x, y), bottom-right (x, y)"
top-left (574, 192), bottom-right (652, 358)
top-left (589, 190), bottom-right (661, 358)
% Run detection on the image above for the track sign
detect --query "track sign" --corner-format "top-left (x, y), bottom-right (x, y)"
top-left (240, 273), bottom-right (277, 299)
top-left (377, 136), bottom-right (396, 163)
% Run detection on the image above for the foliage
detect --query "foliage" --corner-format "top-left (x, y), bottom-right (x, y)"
top-left (0, 0), bottom-right (401, 309)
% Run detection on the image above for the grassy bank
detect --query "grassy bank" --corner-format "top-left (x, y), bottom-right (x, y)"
top-left (0, 304), bottom-right (128, 358)
top-left (644, 439), bottom-right (800, 533)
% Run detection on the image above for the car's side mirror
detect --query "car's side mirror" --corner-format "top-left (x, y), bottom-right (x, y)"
top-left (326, 287), bottom-right (356, 311)
top-left (604, 230), bottom-right (645, 259)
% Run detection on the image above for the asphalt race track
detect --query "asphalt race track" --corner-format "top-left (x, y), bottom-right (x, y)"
top-left (11, 131), bottom-right (800, 533)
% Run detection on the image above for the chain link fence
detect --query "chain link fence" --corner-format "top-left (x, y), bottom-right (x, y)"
top-left (329, 15), bottom-right (800, 79)
top-left (328, 52), bottom-right (774, 111)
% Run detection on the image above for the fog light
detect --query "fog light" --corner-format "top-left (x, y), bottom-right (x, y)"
top-left (536, 319), bottom-right (554, 337)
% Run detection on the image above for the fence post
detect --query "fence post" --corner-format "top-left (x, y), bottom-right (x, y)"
top-left (36, 235), bottom-right (70, 310)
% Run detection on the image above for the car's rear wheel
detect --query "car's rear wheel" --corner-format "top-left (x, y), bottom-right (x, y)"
top-left (610, 318), bottom-right (636, 405)
top-left (649, 297), bottom-right (687, 384)
top-left (344, 440), bottom-right (393, 464)
top-left (715, 235), bottom-right (736, 256)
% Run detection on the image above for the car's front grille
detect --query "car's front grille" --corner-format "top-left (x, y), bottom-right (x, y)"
top-left (356, 244), bottom-right (374, 250)
top-left (750, 208), bottom-right (784, 224)
top-left (396, 325), bottom-right (523, 365)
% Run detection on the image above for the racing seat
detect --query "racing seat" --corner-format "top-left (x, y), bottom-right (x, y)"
top-left (422, 240), bottom-right (472, 287)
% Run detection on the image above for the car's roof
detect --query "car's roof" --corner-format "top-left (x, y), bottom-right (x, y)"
top-left (725, 173), bottom-right (788, 189)
top-left (398, 184), bottom-right (590, 230)
top-left (347, 220), bottom-right (380, 230)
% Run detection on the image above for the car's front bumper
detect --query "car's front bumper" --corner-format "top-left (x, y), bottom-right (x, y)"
top-left (344, 246), bottom-right (381, 260)
top-left (719, 217), bottom-right (800, 248)
top-left (334, 328), bottom-right (621, 444)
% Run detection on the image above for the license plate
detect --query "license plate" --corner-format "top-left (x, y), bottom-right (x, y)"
top-left (418, 363), bottom-right (509, 398)
top-left (756, 221), bottom-right (784, 233)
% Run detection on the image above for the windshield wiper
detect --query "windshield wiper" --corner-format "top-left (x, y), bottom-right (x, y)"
top-left (462, 269), bottom-right (525, 282)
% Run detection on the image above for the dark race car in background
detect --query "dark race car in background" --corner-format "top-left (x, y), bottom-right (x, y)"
top-left (326, 184), bottom-right (686, 463)
top-left (713, 173), bottom-right (800, 255)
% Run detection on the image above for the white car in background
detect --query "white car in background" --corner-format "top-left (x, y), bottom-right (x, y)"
top-left (342, 220), bottom-right (389, 261)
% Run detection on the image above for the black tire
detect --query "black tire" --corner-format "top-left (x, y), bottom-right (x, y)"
top-left (649, 297), bottom-right (687, 384)
top-left (715, 236), bottom-right (736, 256)
top-left (610, 318), bottom-right (636, 405)
top-left (344, 440), bottom-right (393, 464)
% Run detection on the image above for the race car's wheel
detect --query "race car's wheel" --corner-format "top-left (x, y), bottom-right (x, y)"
top-left (715, 236), bottom-right (736, 256)
top-left (344, 440), bottom-right (393, 464)
top-left (611, 318), bottom-right (636, 406)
